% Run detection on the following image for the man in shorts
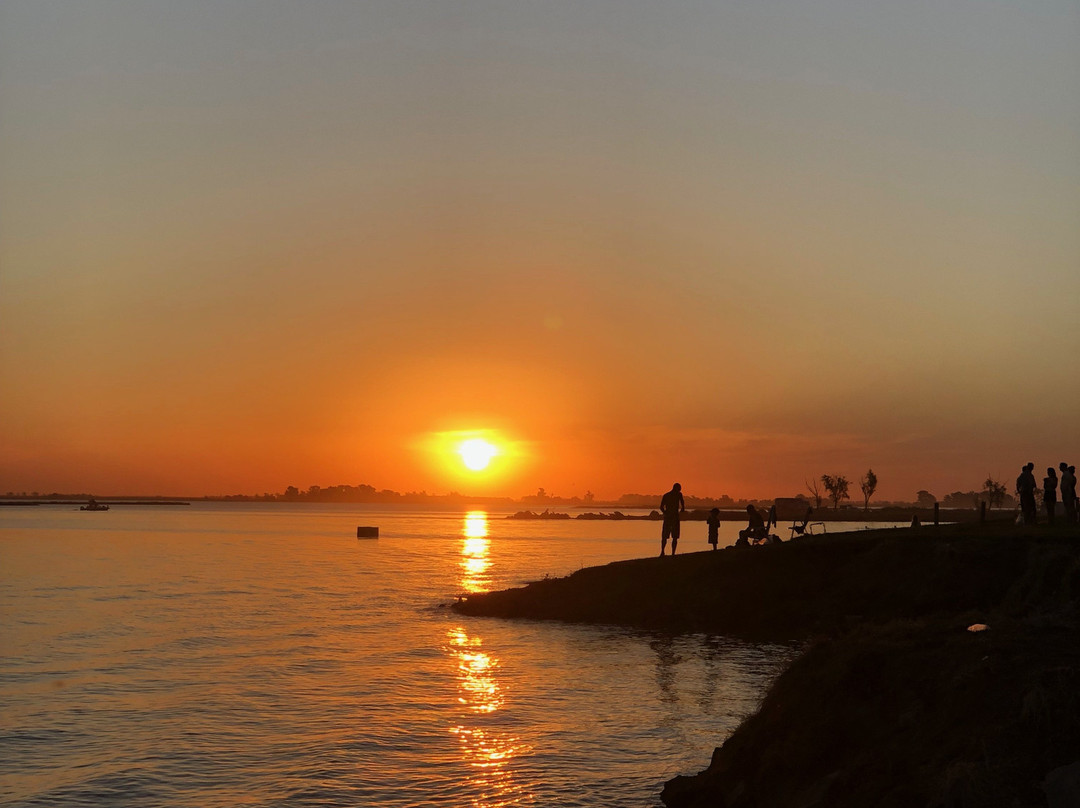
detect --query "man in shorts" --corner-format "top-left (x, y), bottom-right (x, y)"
top-left (660, 483), bottom-right (685, 556)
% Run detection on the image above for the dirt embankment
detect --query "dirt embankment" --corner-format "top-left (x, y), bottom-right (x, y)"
top-left (453, 524), bottom-right (1080, 807)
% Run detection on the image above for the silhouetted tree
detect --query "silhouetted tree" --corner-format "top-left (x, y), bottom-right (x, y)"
top-left (821, 474), bottom-right (850, 510)
top-left (916, 490), bottom-right (936, 508)
top-left (982, 477), bottom-right (1007, 510)
top-left (805, 478), bottom-right (824, 509)
top-left (860, 469), bottom-right (878, 511)
top-left (583, 490), bottom-right (595, 504)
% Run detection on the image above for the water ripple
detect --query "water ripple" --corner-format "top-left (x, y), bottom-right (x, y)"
top-left (0, 504), bottom-right (798, 807)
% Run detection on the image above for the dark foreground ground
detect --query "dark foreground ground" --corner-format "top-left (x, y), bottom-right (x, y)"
top-left (452, 523), bottom-right (1080, 807)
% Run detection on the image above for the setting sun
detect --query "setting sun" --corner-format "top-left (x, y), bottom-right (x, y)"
top-left (459, 439), bottom-right (498, 472)
top-left (415, 429), bottom-right (530, 493)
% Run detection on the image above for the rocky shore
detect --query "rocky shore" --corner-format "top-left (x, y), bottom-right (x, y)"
top-left (452, 523), bottom-right (1080, 807)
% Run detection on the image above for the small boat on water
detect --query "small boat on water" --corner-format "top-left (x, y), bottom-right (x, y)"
top-left (80, 499), bottom-right (110, 511)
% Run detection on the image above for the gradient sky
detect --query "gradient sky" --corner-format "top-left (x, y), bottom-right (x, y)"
top-left (1, 0), bottom-right (1078, 500)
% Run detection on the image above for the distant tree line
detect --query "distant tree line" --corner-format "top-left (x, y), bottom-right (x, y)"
top-left (208, 485), bottom-right (775, 509)
top-left (215, 484), bottom-right (515, 505)
top-left (914, 477), bottom-right (1015, 511)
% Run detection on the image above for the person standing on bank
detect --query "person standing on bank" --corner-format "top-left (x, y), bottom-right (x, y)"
top-left (1044, 466), bottom-right (1059, 525)
top-left (660, 483), bottom-right (685, 556)
top-left (1059, 463), bottom-right (1077, 525)
top-left (1017, 462), bottom-right (1038, 525)
top-left (707, 508), bottom-right (720, 550)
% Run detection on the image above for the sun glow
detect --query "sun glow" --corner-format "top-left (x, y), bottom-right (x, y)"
top-left (458, 438), bottom-right (498, 471)
top-left (417, 428), bottom-right (529, 493)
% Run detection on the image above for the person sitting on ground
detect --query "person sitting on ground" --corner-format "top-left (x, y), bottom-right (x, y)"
top-left (739, 504), bottom-right (768, 545)
top-left (707, 508), bottom-right (720, 550)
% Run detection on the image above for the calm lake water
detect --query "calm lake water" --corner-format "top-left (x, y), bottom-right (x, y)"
top-left (0, 503), bottom-right (839, 807)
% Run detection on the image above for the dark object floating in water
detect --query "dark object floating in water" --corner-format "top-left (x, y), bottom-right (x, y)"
top-left (356, 526), bottom-right (379, 538)
top-left (80, 499), bottom-right (109, 511)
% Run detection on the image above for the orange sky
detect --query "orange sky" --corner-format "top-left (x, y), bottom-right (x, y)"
top-left (1, 2), bottom-right (1078, 501)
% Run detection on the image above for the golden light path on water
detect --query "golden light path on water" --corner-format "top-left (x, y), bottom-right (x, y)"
top-left (451, 510), bottom-right (531, 807)
top-left (461, 511), bottom-right (492, 593)
top-left (448, 627), bottom-right (530, 807)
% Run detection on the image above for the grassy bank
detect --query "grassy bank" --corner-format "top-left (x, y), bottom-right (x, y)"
top-left (452, 523), bottom-right (1080, 806)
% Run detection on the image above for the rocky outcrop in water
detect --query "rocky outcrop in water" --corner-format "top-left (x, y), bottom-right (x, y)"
top-left (505, 509), bottom-right (572, 520)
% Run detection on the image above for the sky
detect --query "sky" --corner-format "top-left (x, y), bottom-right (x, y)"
top-left (1, 0), bottom-right (1078, 501)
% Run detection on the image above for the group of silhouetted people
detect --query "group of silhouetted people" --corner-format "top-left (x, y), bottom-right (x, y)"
top-left (659, 463), bottom-right (1077, 557)
top-left (659, 484), bottom-right (782, 556)
top-left (1016, 462), bottom-right (1077, 526)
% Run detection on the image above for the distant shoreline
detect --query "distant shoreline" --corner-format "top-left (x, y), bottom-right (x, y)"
top-left (0, 494), bottom-right (997, 527)
top-left (2, 484), bottom-right (999, 515)
top-left (0, 496), bottom-right (1004, 525)
top-left (0, 500), bottom-right (190, 507)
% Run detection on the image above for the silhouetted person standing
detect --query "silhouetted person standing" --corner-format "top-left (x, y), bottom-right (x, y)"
top-left (707, 508), bottom-right (720, 550)
top-left (1062, 464), bottom-right (1078, 525)
top-left (1043, 467), bottom-right (1058, 525)
top-left (1017, 462), bottom-right (1038, 525)
top-left (660, 483), bottom-right (685, 556)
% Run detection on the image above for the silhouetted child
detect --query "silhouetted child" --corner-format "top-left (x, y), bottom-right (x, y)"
top-left (707, 508), bottom-right (720, 550)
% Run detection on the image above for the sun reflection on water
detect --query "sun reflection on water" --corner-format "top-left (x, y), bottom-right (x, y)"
top-left (461, 511), bottom-right (491, 593)
top-left (451, 518), bottom-right (532, 804)
top-left (447, 627), bottom-right (531, 807)
top-left (448, 627), bottom-right (504, 714)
